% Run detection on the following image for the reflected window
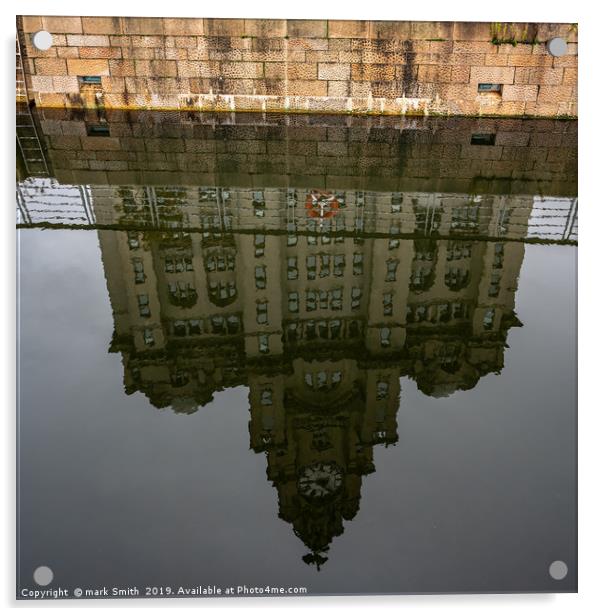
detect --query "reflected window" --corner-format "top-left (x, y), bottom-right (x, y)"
top-left (351, 287), bottom-right (362, 311)
top-left (255, 265), bottom-right (267, 289)
top-left (258, 334), bottom-right (269, 354)
top-left (376, 380), bottom-right (389, 400)
top-left (493, 243), bottom-right (504, 268)
top-left (389, 225), bottom-right (400, 251)
top-left (143, 328), bottom-right (154, 347)
top-left (316, 371), bottom-right (327, 389)
top-left (287, 221), bottom-right (297, 246)
top-left (253, 191), bottom-right (266, 217)
top-left (256, 302), bottom-right (268, 325)
top-left (137, 294), bottom-right (150, 318)
top-left (287, 322), bottom-right (298, 342)
top-left (320, 254), bottom-right (330, 277)
top-left (226, 315), bottom-right (240, 334)
top-left (287, 257), bottom-right (298, 280)
top-left (483, 308), bottom-right (495, 330)
top-left (445, 266), bottom-right (470, 291)
top-left (254, 234), bottom-right (265, 257)
top-left (438, 303), bottom-right (451, 323)
top-left (260, 388), bottom-right (273, 406)
top-left (211, 315), bottom-right (226, 334)
top-left (132, 258), bottom-right (145, 284)
top-left (208, 281), bottom-right (236, 306)
top-left (391, 193), bottom-right (403, 212)
top-left (127, 231), bottom-right (140, 250)
top-left (383, 292), bottom-right (393, 316)
top-left (333, 254), bottom-right (345, 277)
top-left (353, 253), bottom-right (364, 276)
top-left (319, 290), bottom-right (328, 310)
top-left (447, 240), bottom-right (473, 261)
top-left (386, 259), bottom-right (399, 282)
top-left (318, 320), bottom-right (328, 339)
top-left (331, 288), bottom-right (343, 311)
top-left (306, 255), bottom-right (317, 280)
top-left (288, 292), bottom-right (299, 313)
top-left (452, 206), bottom-right (479, 232)
top-left (173, 320), bottom-right (187, 336)
top-left (380, 327), bottom-right (391, 348)
top-left (330, 319), bottom-right (342, 339)
top-left (489, 271), bottom-right (501, 297)
top-left (306, 291), bottom-right (317, 312)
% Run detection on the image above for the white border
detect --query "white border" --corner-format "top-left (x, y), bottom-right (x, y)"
top-left (3, 1), bottom-right (599, 614)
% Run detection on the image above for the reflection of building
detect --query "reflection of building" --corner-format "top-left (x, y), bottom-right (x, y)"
top-left (92, 185), bottom-right (533, 565)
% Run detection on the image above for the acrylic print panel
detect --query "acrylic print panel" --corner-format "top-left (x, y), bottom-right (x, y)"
top-left (16, 15), bottom-right (577, 600)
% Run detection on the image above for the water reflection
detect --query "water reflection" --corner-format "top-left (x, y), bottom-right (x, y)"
top-left (98, 212), bottom-right (530, 564)
top-left (17, 110), bottom-right (577, 581)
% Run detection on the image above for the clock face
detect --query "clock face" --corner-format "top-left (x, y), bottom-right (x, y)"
top-left (297, 462), bottom-right (343, 499)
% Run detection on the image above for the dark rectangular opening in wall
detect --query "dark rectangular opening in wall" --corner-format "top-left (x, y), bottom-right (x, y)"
top-left (86, 124), bottom-right (110, 137)
top-left (478, 83), bottom-right (502, 93)
top-left (78, 76), bottom-right (102, 85)
top-left (471, 133), bottom-right (496, 146)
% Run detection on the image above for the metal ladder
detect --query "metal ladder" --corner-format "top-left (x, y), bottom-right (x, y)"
top-left (16, 35), bottom-right (50, 177)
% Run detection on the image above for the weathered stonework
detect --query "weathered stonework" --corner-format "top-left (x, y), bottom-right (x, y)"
top-left (20, 107), bottom-right (576, 196)
top-left (18, 17), bottom-right (578, 117)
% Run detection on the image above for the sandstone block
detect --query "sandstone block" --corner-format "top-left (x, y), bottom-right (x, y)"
top-left (484, 53), bottom-right (508, 66)
top-left (52, 75), bottom-right (80, 93)
top-left (80, 47), bottom-right (122, 59)
top-left (66, 34), bottom-right (110, 47)
top-left (149, 60), bottom-right (177, 77)
top-left (164, 18), bottom-right (205, 36)
top-left (244, 19), bottom-right (286, 37)
top-left (67, 58), bottom-right (110, 76)
top-left (537, 85), bottom-right (574, 103)
top-left (528, 67), bottom-right (564, 85)
top-left (108, 60), bottom-right (136, 76)
top-left (563, 68), bottom-right (577, 86)
top-left (318, 62), bottom-right (351, 80)
top-left (204, 19), bottom-right (245, 37)
top-left (219, 62), bottom-right (264, 79)
top-left (510, 54), bottom-right (554, 67)
top-left (35, 58), bottom-right (68, 75)
top-left (328, 81), bottom-right (350, 97)
top-left (502, 84), bottom-right (538, 102)
top-left (287, 20), bottom-right (327, 38)
top-left (352, 63), bottom-right (395, 81)
top-left (453, 41), bottom-right (498, 53)
top-left (285, 80), bottom-right (327, 96)
top-left (470, 66), bottom-right (515, 84)
top-left (82, 17), bottom-right (123, 35)
top-left (21, 16), bottom-right (43, 32)
top-left (42, 16), bottom-right (82, 34)
top-left (57, 47), bottom-right (80, 58)
top-left (122, 18), bottom-right (164, 35)
top-left (328, 20), bottom-right (370, 38)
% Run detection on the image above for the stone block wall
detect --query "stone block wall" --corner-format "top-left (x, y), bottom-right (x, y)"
top-left (25, 108), bottom-right (577, 196)
top-left (18, 17), bottom-right (578, 117)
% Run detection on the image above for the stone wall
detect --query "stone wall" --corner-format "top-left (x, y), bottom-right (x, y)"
top-left (18, 17), bottom-right (578, 117)
top-left (24, 108), bottom-right (577, 196)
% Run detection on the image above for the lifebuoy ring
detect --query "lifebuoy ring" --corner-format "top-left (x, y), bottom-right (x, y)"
top-left (305, 190), bottom-right (340, 219)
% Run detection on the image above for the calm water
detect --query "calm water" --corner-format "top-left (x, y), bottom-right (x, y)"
top-left (16, 112), bottom-right (577, 598)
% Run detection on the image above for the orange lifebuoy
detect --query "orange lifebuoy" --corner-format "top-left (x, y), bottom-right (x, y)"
top-left (305, 190), bottom-right (340, 219)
